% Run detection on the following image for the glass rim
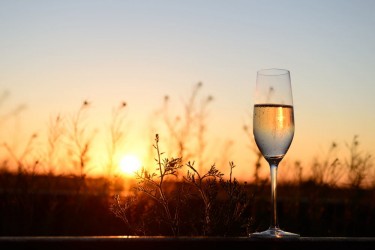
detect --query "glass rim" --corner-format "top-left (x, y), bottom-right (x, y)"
top-left (257, 68), bottom-right (290, 76)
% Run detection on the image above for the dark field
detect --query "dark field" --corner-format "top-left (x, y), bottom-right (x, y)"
top-left (1, 172), bottom-right (374, 237)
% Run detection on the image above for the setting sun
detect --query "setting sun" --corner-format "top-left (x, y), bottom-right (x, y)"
top-left (119, 155), bottom-right (142, 175)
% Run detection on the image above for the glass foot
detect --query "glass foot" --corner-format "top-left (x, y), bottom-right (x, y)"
top-left (249, 227), bottom-right (300, 238)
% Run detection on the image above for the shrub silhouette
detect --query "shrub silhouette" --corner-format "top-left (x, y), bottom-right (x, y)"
top-left (0, 86), bottom-right (374, 236)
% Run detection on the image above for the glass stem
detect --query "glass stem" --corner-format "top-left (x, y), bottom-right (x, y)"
top-left (270, 163), bottom-right (279, 229)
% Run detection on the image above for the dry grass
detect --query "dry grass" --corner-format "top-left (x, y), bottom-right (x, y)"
top-left (0, 85), bottom-right (374, 236)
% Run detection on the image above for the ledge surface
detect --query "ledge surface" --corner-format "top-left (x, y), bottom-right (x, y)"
top-left (1, 236), bottom-right (375, 250)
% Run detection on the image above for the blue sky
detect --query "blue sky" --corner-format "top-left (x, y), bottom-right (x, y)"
top-left (1, 0), bottom-right (375, 180)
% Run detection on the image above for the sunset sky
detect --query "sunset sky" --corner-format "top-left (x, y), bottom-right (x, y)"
top-left (1, 0), bottom-right (375, 182)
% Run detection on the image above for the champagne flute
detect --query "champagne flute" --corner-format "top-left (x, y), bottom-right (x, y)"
top-left (249, 68), bottom-right (299, 238)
